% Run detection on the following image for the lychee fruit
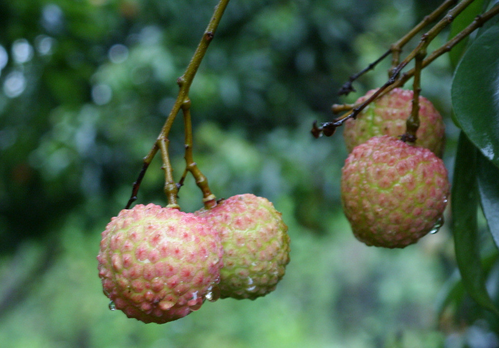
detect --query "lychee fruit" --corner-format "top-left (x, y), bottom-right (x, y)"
top-left (343, 88), bottom-right (445, 157)
top-left (196, 194), bottom-right (290, 300)
top-left (341, 135), bottom-right (449, 248)
top-left (97, 203), bottom-right (223, 323)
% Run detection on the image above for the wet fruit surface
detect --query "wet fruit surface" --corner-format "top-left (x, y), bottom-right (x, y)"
top-left (97, 204), bottom-right (223, 323)
top-left (197, 194), bottom-right (290, 300)
top-left (341, 136), bottom-right (450, 248)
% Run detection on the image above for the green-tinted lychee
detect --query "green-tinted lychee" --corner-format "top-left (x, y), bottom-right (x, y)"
top-left (196, 194), bottom-right (290, 300)
top-left (341, 135), bottom-right (449, 248)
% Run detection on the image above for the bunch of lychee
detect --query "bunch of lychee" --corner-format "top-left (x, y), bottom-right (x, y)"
top-left (340, 88), bottom-right (450, 248)
top-left (97, 194), bottom-right (290, 324)
top-left (97, 87), bottom-right (450, 323)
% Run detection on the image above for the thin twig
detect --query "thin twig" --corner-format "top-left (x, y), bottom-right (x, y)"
top-left (338, 49), bottom-right (391, 96)
top-left (124, 0), bottom-right (231, 208)
top-left (390, 0), bottom-right (457, 72)
top-left (332, 103), bottom-right (355, 114)
top-left (389, 3), bottom-right (499, 91)
top-left (393, 0), bottom-right (475, 77)
top-left (315, 0), bottom-right (495, 137)
top-left (158, 138), bottom-right (180, 209)
top-left (182, 101), bottom-right (217, 208)
top-left (125, 145), bottom-right (158, 209)
top-left (338, 0), bottom-right (457, 96)
top-left (402, 50), bottom-right (425, 143)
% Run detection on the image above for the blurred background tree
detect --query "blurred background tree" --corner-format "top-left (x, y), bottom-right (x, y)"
top-left (0, 0), bottom-right (496, 347)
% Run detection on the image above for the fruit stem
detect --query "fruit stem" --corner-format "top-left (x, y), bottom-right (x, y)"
top-left (124, 0), bottom-right (231, 208)
top-left (180, 99), bottom-right (217, 209)
top-left (403, 49), bottom-right (425, 144)
top-left (158, 137), bottom-right (180, 209)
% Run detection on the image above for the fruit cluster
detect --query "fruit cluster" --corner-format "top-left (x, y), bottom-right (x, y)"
top-left (340, 89), bottom-right (450, 248)
top-left (97, 194), bottom-right (290, 324)
top-left (97, 87), bottom-right (449, 323)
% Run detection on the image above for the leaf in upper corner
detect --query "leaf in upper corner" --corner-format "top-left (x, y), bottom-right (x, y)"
top-left (451, 24), bottom-right (499, 168)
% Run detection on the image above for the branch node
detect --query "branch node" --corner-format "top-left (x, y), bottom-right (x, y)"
top-left (400, 133), bottom-right (417, 144)
top-left (205, 32), bottom-right (214, 41)
top-left (311, 121), bottom-right (322, 138)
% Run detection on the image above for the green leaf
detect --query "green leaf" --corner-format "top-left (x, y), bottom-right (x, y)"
top-left (436, 251), bottom-right (499, 318)
top-left (448, 0), bottom-right (485, 68)
top-left (478, 153), bottom-right (499, 248)
top-left (435, 270), bottom-right (465, 318)
top-left (451, 24), bottom-right (499, 168)
top-left (452, 132), bottom-right (499, 315)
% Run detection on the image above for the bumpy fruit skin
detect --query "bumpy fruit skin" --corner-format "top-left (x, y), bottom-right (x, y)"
top-left (196, 194), bottom-right (290, 300)
top-left (97, 204), bottom-right (223, 323)
top-left (341, 136), bottom-right (450, 248)
top-left (343, 88), bottom-right (445, 157)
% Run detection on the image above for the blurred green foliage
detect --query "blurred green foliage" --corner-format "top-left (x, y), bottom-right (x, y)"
top-left (0, 0), bottom-right (496, 347)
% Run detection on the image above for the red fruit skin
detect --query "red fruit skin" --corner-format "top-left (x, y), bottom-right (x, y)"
top-left (343, 88), bottom-right (445, 157)
top-left (196, 194), bottom-right (290, 300)
top-left (341, 136), bottom-right (450, 248)
top-left (97, 204), bottom-right (223, 324)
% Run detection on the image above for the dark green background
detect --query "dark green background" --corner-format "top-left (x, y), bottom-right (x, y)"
top-left (0, 0), bottom-right (494, 346)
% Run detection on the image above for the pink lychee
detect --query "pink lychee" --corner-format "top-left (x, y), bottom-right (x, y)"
top-left (97, 203), bottom-right (223, 323)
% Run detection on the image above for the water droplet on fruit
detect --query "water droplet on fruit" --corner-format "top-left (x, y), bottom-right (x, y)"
top-left (187, 291), bottom-right (200, 306)
top-left (429, 217), bottom-right (444, 234)
top-left (245, 277), bottom-right (256, 292)
top-left (108, 301), bottom-right (116, 311)
top-left (191, 291), bottom-right (198, 301)
top-left (204, 286), bottom-right (220, 302)
top-left (205, 291), bottom-right (213, 301)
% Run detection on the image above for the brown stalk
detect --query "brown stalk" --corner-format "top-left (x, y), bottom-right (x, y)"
top-left (125, 0), bottom-right (231, 208)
